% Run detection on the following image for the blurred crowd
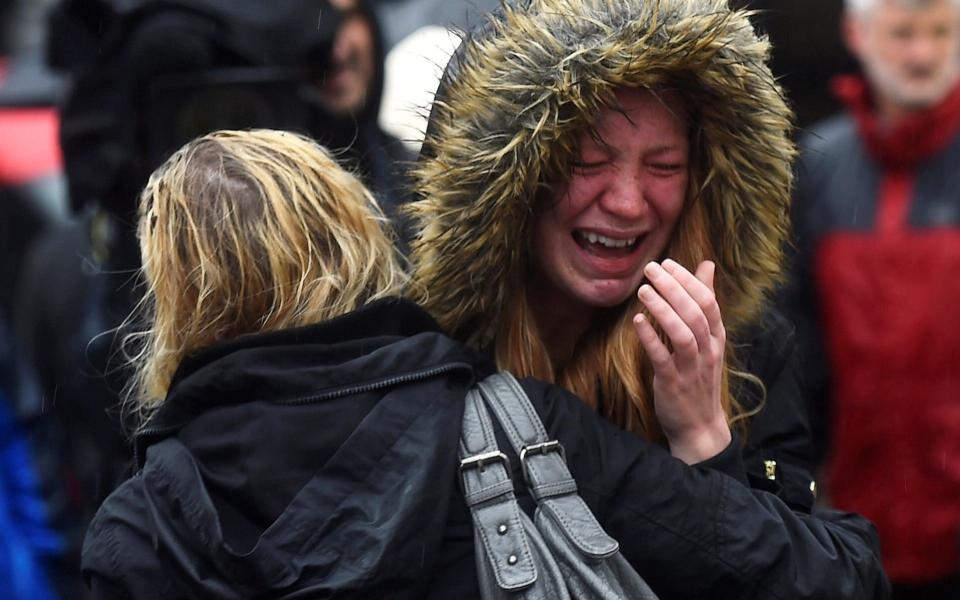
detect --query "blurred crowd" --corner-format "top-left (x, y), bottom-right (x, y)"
top-left (0, 0), bottom-right (957, 598)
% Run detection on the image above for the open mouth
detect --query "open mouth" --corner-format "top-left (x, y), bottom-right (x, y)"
top-left (573, 229), bottom-right (642, 257)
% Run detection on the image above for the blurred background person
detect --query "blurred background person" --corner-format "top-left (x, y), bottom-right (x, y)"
top-left (376, 0), bottom-right (496, 153)
top-left (780, 0), bottom-right (960, 597)
top-left (1, 1), bottom-right (68, 598)
top-left (0, 316), bottom-right (61, 600)
top-left (302, 0), bottom-right (415, 219)
top-left (0, 0), bottom-right (66, 328)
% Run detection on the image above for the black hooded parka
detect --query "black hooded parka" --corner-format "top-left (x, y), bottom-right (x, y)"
top-left (81, 299), bottom-right (888, 599)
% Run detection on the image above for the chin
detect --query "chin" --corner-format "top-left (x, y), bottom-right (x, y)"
top-left (897, 93), bottom-right (943, 111)
top-left (577, 283), bottom-right (637, 309)
top-left (889, 75), bottom-right (956, 109)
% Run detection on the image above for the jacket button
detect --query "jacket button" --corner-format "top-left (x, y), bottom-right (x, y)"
top-left (497, 524), bottom-right (508, 535)
top-left (764, 459), bottom-right (777, 481)
top-left (507, 554), bottom-right (518, 565)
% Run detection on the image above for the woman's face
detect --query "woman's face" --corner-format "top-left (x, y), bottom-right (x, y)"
top-left (531, 88), bottom-right (689, 311)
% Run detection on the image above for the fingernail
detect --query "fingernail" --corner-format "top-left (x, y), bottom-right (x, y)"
top-left (663, 258), bottom-right (677, 271)
top-left (644, 262), bottom-right (659, 275)
top-left (638, 284), bottom-right (652, 298)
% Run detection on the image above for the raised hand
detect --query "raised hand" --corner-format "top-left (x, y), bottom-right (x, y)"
top-left (633, 259), bottom-right (731, 464)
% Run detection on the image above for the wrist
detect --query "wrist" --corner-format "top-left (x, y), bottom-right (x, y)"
top-left (667, 420), bottom-right (732, 465)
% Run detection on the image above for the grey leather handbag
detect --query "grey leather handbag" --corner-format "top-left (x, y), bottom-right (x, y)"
top-left (459, 372), bottom-right (659, 599)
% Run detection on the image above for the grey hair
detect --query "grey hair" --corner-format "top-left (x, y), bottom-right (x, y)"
top-left (846, 0), bottom-right (960, 14)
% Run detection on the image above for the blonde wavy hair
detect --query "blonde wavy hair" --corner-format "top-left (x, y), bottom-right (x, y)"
top-left (128, 129), bottom-right (406, 423)
top-left (494, 123), bottom-right (760, 443)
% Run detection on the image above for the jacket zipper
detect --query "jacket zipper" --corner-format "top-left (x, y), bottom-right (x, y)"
top-left (277, 361), bottom-right (476, 406)
top-left (134, 361), bottom-right (476, 466)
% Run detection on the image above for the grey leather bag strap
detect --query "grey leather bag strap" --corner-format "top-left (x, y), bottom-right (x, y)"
top-left (476, 373), bottom-right (619, 559)
top-left (459, 387), bottom-right (538, 590)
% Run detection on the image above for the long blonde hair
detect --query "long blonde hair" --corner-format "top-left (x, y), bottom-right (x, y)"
top-left (128, 129), bottom-right (406, 423)
top-left (494, 127), bottom-right (756, 443)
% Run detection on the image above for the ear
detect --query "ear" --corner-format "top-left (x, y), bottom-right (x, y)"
top-left (842, 13), bottom-right (865, 59)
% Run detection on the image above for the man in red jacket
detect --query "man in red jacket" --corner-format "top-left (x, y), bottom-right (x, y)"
top-left (782, 0), bottom-right (960, 597)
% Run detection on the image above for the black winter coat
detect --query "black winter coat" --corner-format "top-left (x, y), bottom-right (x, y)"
top-left (81, 299), bottom-right (888, 599)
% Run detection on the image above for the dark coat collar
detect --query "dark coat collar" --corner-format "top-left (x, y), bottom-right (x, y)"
top-left (135, 298), bottom-right (490, 466)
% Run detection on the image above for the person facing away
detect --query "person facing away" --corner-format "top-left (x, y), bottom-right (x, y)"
top-left (408, 0), bottom-right (820, 513)
top-left (79, 128), bottom-right (888, 598)
top-left (16, 2), bottom-right (413, 592)
top-left (780, 0), bottom-right (960, 596)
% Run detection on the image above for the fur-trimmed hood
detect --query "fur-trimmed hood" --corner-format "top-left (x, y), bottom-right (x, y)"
top-left (408, 0), bottom-right (794, 347)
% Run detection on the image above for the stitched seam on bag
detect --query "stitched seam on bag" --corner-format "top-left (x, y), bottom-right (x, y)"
top-left (466, 390), bottom-right (501, 453)
top-left (524, 453), bottom-right (571, 495)
top-left (472, 502), bottom-right (537, 588)
top-left (545, 497), bottom-right (614, 556)
top-left (532, 479), bottom-right (577, 499)
top-left (483, 375), bottom-right (569, 497)
top-left (483, 380), bottom-right (537, 449)
top-left (500, 374), bottom-right (549, 440)
top-left (501, 374), bottom-right (549, 440)
top-left (486, 375), bottom-right (614, 556)
top-left (466, 478), bottom-right (515, 505)
top-left (482, 377), bottom-right (548, 487)
top-left (465, 380), bottom-right (538, 589)
top-left (533, 480), bottom-right (576, 494)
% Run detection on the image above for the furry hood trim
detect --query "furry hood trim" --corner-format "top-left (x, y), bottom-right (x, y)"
top-left (408, 0), bottom-right (794, 346)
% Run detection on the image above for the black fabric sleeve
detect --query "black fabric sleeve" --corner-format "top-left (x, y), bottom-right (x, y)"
top-left (694, 431), bottom-right (749, 486)
top-left (520, 377), bottom-right (890, 600)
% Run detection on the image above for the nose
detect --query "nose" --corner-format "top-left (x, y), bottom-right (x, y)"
top-left (905, 32), bottom-right (941, 66)
top-left (598, 166), bottom-right (648, 221)
top-left (333, 35), bottom-right (350, 63)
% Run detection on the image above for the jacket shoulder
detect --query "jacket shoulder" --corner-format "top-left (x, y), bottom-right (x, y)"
top-left (737, 305), bottom-right (796, 385)
top-left (796, 113), bottom-right (866, 192)
top-left (799, 113), bottom-right (859, 159)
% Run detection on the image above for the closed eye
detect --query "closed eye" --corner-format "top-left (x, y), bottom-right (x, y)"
top-left (649, 162), bottom-right (686, 175)
top-left (571, 160), bottom-right (610, 174)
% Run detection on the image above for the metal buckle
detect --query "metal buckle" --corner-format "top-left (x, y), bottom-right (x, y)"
top-left (519, 440), bottom-right (565, 485)
top-left (458, 451), bottom-right (511, 495)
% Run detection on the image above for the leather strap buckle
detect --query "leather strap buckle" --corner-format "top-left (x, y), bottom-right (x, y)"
top-left (459, 451), bottom-right (512, 496)
top-left (519, 440), bottom-right (565, 485)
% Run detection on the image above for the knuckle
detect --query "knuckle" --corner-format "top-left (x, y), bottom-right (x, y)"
top-left (675, 330), bottom-right (696, 350)
top-left (647, 353), bottom-right (670, 370)
top-left (703, 352), bottom-right (720, 369)
top-left (693, 315), bottom-right (710, 335)
top-left (696, 290), bottom-right (716, 309)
